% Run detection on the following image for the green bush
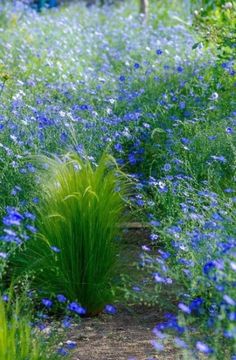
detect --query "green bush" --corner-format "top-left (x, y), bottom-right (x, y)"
top-left (10, 153), bottom-right (127, 314)
top-left (192, 1), bottom-right (236, 60)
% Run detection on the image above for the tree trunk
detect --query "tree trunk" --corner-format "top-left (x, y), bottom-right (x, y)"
top-left (140, 0), bottom-right (148, 22)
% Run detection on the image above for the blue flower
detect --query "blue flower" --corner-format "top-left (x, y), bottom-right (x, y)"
top-left (67, 302), bottom-right (86, 315)
top-left (3, 207), bottom-right (24, 227)
top-left (151, 340), bottom-right (164, 351)
top-left (57, 294), bottom-right (67, 303)
top-left (50, 246), bottom-right (61, 253)
top-left (196, 341), bottom-right (213, 354)
top-left (104, 304), bottom-right (117, 314)
top-left (57, 348), bottom-right (69, 356)
top-left (65, 340), bottom-right (77, 350)
top-left (42, 298), bottom-right (53, 308)
top-left (178, 303), bottom-right (191, 314)
top-left (2, 295), bottom-right (9, 302)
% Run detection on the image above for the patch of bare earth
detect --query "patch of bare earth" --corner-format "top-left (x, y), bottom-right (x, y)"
top-left (69, 306), bottom-right (180, 360)
top-left (69, 227), bottom-right (180, 360)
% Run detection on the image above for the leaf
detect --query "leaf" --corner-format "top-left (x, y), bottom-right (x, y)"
top-left (151, 128), bottom-right (166, 140)
top-left (192, 42), bottom-right (201, 50)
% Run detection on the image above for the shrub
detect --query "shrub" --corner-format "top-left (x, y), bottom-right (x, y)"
top-left (10, 153), bottom-right (127, 314)
top-left (192, 1), bottom-right (236, 61)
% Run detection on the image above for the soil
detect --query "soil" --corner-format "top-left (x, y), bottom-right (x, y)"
top-left (70, 305), bottom-right (180, 360)
top-left (67, 227), bottom-right (180, 360)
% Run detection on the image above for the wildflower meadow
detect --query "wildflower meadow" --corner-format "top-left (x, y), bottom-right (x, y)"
top-left (0, 0), bottom-right (235, 359)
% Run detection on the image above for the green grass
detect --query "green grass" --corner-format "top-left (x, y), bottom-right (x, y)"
top-left (0, 295), bottom-right (62, 360)
top-left (10, 153), bottom-right (128, 313)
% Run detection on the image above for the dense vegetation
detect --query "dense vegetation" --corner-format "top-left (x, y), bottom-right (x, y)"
top-left (0, 0), bottom-right (235, 358)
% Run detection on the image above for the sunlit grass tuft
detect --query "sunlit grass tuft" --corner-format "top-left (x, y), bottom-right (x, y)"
top-left (0, 295), bottom-right (61, 360)
top-left (11, 153), bottom-right (128, 314)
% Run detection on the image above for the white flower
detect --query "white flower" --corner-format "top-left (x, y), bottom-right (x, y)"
top-left (210, 92), bottom-right (219, 101)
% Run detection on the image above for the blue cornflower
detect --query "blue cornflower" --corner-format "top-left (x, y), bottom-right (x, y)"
top-left (177, 66), bottom-right (183, 73)
top-left (223, 294), bottom-right (235, 306)
top-left (42, 298), bottom-right (53, 308)
top-left (57, 294), bottom-right (67, 303)
top-left (196, 341), bottom-right (213, 354)
top-left (3, 207), bottom-right (24, 227)
top-left (151, 340), bottom-right (164, 351)
top-left (62, 317), bottom-right (72, 328)
top-left (178, 303), bottom-right (191, 314)
top-left (134, 63), bottom-right (140, 69)
top-left (114, 143), bottom-right (123, 152)
top-left (67, 302), bottom-right (86, 315)
top-left (57, 348), bottom-right (69, 356)
top-left (2, 294), bottom-right (9, 302)
top-left (50, 246), bottom-right (61, 253)
top-left (211, 155), bottom-right (227, 163)
top-left (163, 163), bottom-right (171, 172)
top-left (203, 261), bottom-right (215, 276)
top-left (104, 304), bottom-right (117, 315)
top-left (65, 340), bottom-right (77, 350)
top-left (226, 127), bottom-right (233, 134)
top-left (128, 153), bottom-right (137, 165)
top-left (174, 337), bottom-right (188, 348)
top-left (156, 49), bottom-right (163, 55)
top-left (189, 298), bottom-right (203, 311)
top-left (26, 225), bottom-right (37, 233)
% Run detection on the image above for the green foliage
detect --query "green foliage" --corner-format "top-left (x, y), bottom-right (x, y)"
top-left (10, 153), bottom-right (127, 313)
top-left (192, 1), bottom-right (236, 60)
top-left (0, 295), bottom-right (62, 360)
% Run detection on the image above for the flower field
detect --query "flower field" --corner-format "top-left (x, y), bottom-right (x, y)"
top-left (0, 0), bottom-right (235, 359)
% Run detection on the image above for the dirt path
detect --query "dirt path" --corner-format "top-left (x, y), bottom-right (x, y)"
top-left (67, 228), bottom-right (180, 360)
top-left (70, 305), bottom-right (178, 360)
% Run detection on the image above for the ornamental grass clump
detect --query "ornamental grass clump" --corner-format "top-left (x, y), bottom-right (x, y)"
top-left (11, 153), bottom-right (127, 314)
